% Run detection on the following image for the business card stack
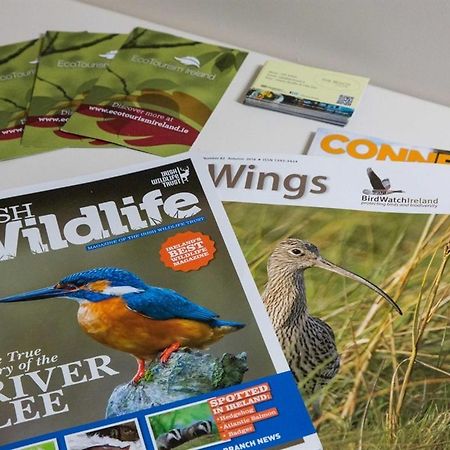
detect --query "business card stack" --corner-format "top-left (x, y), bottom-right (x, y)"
top-left (244, 59), bottom-right (369, 126)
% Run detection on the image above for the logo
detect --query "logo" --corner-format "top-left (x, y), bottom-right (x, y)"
top-left (99, 50), bottom-right (118, 60)
top-left (362, 168), bottom-right (404, 195)
top-left (360, 167), bottom-right (438, 209)
top-left (174, 56), bottom-right (201, 68)
top-left (150, 166), bottom-right (191, 188)
top-left (131, 55), bottom-right (215, 80)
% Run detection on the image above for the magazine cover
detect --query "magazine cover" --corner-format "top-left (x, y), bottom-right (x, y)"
top-left (0, 154), bottom-right (320, 450)
top-left (63, 27), bottom-right (247, 156)
top-left (306, 128), bottom-right (450, 165)
top-left (21, 31), bottom-right (127, 149)
top-left (0, 39), bottom-right (46, 161)
top-left (204, 153), bottom-right (449, 449)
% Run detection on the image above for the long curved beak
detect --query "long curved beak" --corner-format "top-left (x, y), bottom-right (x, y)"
top-left (315, 257), bottom-right (402, 315)
top-left (0, 287), bottom-right (69, 303)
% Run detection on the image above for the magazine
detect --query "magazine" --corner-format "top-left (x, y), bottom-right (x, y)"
top-left (306, 128), bottom-right (450, 164)
top-left (63, 27), bottom-right (247, 156)
top-left (0, 153), bottom-right (321, 450)
top-left (0, 39), bottom-right (45, 160)
top-left (204, 153), bottom-right (449, 449)
top-left (243, 60), bottom-right (369, 126)
top-left (21, 31), bottom-right (127, 149)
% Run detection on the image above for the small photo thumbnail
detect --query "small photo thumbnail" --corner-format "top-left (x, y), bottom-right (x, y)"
top-left (65, 419), bottom-right (144, 450)
top-left (148, 401), bottom-right (221, 450)
top-left (16, 439), bottom-right (58, 450)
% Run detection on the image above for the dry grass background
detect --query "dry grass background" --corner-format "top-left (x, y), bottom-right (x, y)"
top-left (225, 203), bottom-right (450, 450)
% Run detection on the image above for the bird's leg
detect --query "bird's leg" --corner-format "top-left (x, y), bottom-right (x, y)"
top-left (132, 358), bottom-right (146, 384)
top-left (160, 342), bottom-right (181, 364)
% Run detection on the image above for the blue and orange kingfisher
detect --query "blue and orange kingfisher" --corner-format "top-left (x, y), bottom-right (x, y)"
top-left (0, 267), bottom-right (245, 383)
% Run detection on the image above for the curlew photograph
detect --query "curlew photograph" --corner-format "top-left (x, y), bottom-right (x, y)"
top-left (225, 202), bottom-right (450, 450)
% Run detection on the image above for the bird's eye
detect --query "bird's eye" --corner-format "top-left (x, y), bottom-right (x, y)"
top-left (289, 248), bottom-right (304, 256)
top-left (55, 283), bottom-right (78, 291)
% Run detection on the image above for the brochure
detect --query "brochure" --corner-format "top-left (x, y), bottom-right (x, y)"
top-left (0, 154), bottom-right (321, 450)
top-left (243, 60), bottom-right (369, 126)
top-left (306, 127), bottom-right (450, 164)
top-left (204, 152), bottom-right (449, 449)
top-left (63, 27), bottom-right (247, 156)
top-left (21, 31), bottom-right (127, 150)
top-left (0, 39), bottom-right (45, 160)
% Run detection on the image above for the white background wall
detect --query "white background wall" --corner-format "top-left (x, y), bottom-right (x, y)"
top-left (79, 0), bottom-right (450, 107)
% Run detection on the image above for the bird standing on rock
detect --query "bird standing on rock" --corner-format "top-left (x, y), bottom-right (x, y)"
top-left (262, 238), bottom-right (402, 395)
top-left (0, 267), bottom-right (244, 383)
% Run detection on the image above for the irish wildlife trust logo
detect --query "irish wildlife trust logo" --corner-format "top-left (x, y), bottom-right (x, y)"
top-left (151, 166), bottom-right (191, 188)
top-left (362, 168), bottom-right (404, 195)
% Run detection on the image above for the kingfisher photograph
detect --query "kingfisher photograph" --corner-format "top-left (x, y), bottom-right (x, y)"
top-left (0, 158), bottom-right (293, 448)
top-left (225, 202), bottom-right (449, 450)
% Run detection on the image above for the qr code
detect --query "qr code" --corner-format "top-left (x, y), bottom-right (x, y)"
top-left (337, 95), bottom-right (354, 106)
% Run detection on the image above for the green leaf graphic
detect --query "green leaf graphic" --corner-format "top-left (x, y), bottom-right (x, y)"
top-left (136, 78), bottom-right (178, 91)
top-left (29, 96), bottom-right (56, 115)
top-left (215, 53), bottom-right (236, 72)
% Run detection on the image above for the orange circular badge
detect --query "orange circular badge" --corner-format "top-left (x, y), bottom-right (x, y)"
top-left (159, 231), bottom-right (216, 272)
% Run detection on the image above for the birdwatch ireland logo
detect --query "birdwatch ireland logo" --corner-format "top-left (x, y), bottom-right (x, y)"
top-left (361, 167), bottom-right (438, 208)
top-left (362, 167), bottom-right (405, 196)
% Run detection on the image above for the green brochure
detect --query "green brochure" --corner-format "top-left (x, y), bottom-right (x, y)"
top-left (22, 31), bottom-right (127, 149)
top-left (63, 27), bottom-right (247, 156)
top-left (0, 39), bottom-right (44, 160)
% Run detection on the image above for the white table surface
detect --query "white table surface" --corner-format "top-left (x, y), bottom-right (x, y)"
top-left (1, 0), bottom-right (450, 192)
